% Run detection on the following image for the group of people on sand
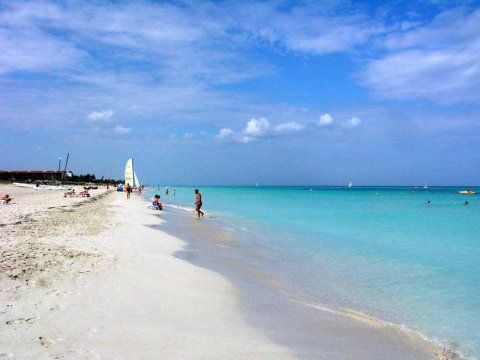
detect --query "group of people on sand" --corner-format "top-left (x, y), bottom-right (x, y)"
top-left (63, 189), bottom-right (90, 198)
top-left (125, 183), bottom-right (146, 198)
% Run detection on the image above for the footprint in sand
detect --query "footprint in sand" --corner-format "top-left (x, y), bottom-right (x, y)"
top-left (39, 336), bottom-right (55, 348)
top-left (49, 304), bottom-right (60, 311)
top-left (84, 350), bottom-right (101, 359)
top-left (5, 317), bottom-right (36, 325)
top-left (0, 353), bottom-right (14, 359)
top-left (85, 328), bottom-right (100, 338)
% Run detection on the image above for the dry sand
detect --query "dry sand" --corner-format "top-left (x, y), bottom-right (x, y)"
top-left (0, 184), bottom-right (452, 359)
top-left (0, 185), bottom-right (292, 359)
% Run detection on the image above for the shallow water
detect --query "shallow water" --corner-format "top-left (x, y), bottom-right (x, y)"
top-left (148, 186), bottom-right (480, 357)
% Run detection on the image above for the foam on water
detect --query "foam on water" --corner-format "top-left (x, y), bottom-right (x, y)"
top-left (147, 186), bottom-right (479, 358)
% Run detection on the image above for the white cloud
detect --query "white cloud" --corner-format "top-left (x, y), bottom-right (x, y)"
top-left (217, 118), bottom-right (305, 143)
top-left (238, 3), bottom-right (387, 55)
top-left (342, 117), bottom-right (362, 129)
top-left (114, 125), bottom-right (131, 134)
top-left (244, 118), bottom-right (271, 136)
top-left (183, 132), bottom-right (194, 139)
top-left (217, 127), bottom-right (235, 140)
top-left (274, 121), bottom-right (304, 133)
top-left (239, 135), bottom-right (255, 143)
top-left (86, 110), bottom-right (114, 122)
top-left (362, 8), bottom-right (480, 104)
top-left (318, 113), bottom-right (334, 126)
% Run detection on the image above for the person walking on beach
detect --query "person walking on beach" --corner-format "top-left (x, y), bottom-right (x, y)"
top-left (194, 189), bottom-right (204, 218)
top-left (126, 183), bottom-right (132, 199)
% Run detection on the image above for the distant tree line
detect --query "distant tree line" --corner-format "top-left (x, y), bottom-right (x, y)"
top-left (68, 173), bottom-right (123, 184)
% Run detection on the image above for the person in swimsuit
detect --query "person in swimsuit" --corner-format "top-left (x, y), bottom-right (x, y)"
top-left (152, 194), bottom-right (163, 210)
top-left (126, 183), bottom-right (132, 199)
top-left (194, 189), bottom-right (204, 218)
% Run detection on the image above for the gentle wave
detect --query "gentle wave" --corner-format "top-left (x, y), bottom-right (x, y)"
top-left (164, 203), bottom-right (194, 212)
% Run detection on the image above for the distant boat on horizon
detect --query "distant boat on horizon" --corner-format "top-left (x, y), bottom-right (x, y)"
top-left (347, 181), bottom-right (352, 188)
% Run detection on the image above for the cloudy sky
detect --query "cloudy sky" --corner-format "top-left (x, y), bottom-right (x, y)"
top-left (1, 0), bottom-right (479, 185)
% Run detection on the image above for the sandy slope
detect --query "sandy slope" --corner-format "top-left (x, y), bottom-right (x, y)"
top-left (0, 187), bottom-right (293, 359)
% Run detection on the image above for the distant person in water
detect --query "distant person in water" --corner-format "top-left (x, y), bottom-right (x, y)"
top-left (126, 183), bottom-right (132, 199)
top-left (194, 189), bottom-right (204, 218)
top-left (139, 185), bottom-right (142, 195)
top-left (464, 201), bottom-right (469, 206)
top-left (173, 189), bottom-right (176, 196)
top-left (165, 188), bottom-right (169, 195)
top-left (426, 200), bottom-right (431, 205)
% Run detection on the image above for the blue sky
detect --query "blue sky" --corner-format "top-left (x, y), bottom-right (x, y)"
top-left (1, 0), bottom-right (479, 185)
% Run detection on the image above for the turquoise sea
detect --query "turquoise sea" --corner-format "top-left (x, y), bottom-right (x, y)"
top-left (148, 186), bottom-right (480, 357)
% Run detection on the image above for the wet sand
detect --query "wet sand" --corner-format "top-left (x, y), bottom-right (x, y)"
top-left (162, 204), bottom-right (460, 360)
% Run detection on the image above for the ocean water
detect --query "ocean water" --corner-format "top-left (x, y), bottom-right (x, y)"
top-left (148, 186), bottom-right (480, 357)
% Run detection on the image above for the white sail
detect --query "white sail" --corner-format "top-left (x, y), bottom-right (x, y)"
top-left (133, 171), bottom-right (141, 188)
top-left (125, 158), bottom-right (134, 187)
top-left (125, 158), bottom-right (141, 188)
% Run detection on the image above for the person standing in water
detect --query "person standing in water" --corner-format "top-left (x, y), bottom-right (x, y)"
top-left (194, 189), bottom-right (204, 218)
top-left (126, 183), bottom-right (132, 199)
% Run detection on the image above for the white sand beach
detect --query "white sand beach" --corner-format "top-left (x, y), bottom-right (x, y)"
top-left (0, 185), bottom-right (292, 359)
top-left (0, 184), bottom-right (452, 359)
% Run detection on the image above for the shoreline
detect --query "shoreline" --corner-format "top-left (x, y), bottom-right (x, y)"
top-left (160, 201), bottom-right (464, 360)
top-left (0, 184), bottom-right (464, 358)
top-left (0, 186), bottom-right (293, 358)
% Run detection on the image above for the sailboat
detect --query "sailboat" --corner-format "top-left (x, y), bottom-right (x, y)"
top-left (125, 158), bottom-right (141, 188)
top-left (348, 181), bottom-right (352, 188)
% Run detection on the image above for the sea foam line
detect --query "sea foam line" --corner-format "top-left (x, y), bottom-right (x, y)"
top-left (289, 298), bottom-right (469, 360)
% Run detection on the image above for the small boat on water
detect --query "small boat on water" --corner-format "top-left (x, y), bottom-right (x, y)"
top-left (347, 181), bottom-right (352, 188)
top-left (459, 189), bottom-right (476, 195)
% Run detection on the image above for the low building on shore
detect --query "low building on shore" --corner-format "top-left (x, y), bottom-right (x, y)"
top-left (0, 170), bottom-right (65, 182)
